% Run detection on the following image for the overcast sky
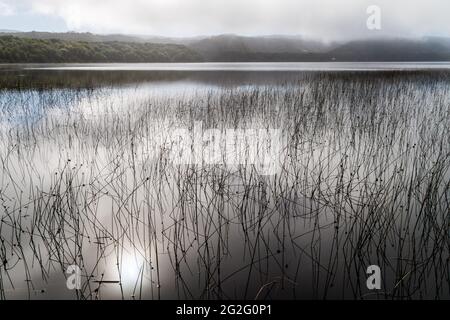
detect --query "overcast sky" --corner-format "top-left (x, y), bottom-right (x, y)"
top-left (0, 0), bottom-right (449, 40)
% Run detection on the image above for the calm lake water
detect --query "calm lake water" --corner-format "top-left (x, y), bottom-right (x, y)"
top-left (2, 62), bottom-right (450, 72)
top-left (0, 64), bottom-right (449, 300)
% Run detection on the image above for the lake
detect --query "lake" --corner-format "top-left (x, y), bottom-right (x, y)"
top-left (0, 63), bottom-right (449, 299)
top-left (2, 62), bottom-right (450, 71)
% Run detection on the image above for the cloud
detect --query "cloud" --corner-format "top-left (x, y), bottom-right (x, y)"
top-left (3, 0), bottom-right (450, 39)
top-left (0, 1), bottom-right (15, 16)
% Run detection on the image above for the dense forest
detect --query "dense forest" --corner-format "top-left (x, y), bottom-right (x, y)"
top-left (0, 36), bottom-right (202, 63)
top-left (1, 33), bottom-right (450, 63)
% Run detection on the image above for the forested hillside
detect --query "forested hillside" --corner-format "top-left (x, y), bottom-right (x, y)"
top-left (0, 36), bottom-right (202, 63)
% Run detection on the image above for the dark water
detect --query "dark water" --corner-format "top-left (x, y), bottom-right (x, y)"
top-left (0, 64), bottom-right (449, 299)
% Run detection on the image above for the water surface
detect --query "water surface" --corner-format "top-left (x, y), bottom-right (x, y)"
top-left (0, 65), bottom-right (449, 300)
top-left (2, 62), bottom-right (450, 72)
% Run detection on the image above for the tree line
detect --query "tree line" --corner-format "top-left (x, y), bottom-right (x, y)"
top-left (0, 36), bottom-right (202, 63)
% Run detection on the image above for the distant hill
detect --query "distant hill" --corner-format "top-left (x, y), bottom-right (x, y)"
top-left (1, 31), bottom-right (450, 62)
top-left (0, 31), bottom-right (149, 43)
top-left (326, 38), bottom-right (450, 61)
top-left (0, 36), bottom-right (202, 63)
top-left (184, 34), bottom-right (330, 61)
top-left (188, 35), bottom-right (450, 62)
top-left (0, 31), bottom-right (203, 45)
top-left (189, 34), bottom-right (328, 58)
top-left (0, 29), bottom-right (20, 33)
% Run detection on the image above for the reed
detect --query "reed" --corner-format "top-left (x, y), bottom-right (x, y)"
top-left (0, 71), bottom-right (448, 299)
